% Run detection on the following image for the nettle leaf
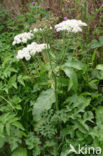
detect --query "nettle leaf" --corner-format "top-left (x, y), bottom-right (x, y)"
top-left (63, 67), bottom-right (78, 92)
top-left (33, 89), bottom-right (56, 121)
top-left (11, 147), bottom-right (27, 156)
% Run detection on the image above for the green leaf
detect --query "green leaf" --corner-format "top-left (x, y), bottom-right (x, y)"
top-left (12, 121), bottom-right (25, 131)
top-left (83, 111), bottom-right (94, 123)
top-left (0, 137), bottom-right (6, 148)
top-left (65, 94), bottom-right (91, 113)
top-left (63, 60), bottom-right (86, 71)
top-left (99, 36), bottom-right (103, 43)
top-left (33, 89), bottom-right (56, 121)
top-left (96, 65), bottom-right (103, 79)
top-left (90, 106), bottom-right (103, 141)
top-left (25, 132), bottom-right (41, 151)
top-left (89, 39), bottom-right (102, 49)
top-left (18, 75), bottom-right (25, 86)
top-left (88, 80), bottom-right (98, 90)
top-left (63, 68), bottom-right (78, 92)
top-left (96, 64), bottom-right (103, 70)
top-left (0, 123), bottom-right (4, 137)
top-left (74, 120), bottom-right (89, 133)
top-left (6, 122), bottom-right (11, 136)
top-left (11, 147), bottom-right (27, 156)
top-left (8, 75), bottom-right (17, 89)
top-left (96, 106), bottom-right (103, 126)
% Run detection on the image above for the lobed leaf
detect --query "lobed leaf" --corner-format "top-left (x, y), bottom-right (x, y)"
top-left (33, 89), bottom-right (56, 121)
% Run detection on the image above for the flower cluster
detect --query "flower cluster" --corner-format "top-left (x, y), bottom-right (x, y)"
top-left (12, 32), bottom-right (33, 45)
top-left (33, 26), bottom-right (52, 33)
top-left (16, 42), bottom-right (50, 61)
top-left (55, 19), bottom-right (87, 33)
top-left (13, 19), bottom-right (87, 61)
top-left (12, 27), bottom-right (53, 46)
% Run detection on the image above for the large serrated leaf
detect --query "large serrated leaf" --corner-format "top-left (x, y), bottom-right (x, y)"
top-left (33, 89), bottom-right (56, 121)
top-left (63, 68), bottom-right (78, 92)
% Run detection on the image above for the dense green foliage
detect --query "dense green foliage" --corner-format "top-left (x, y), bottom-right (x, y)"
top-left (0, 1), bottom-right (103, 156)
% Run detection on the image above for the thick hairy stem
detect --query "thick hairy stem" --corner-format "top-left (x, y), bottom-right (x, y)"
top-left (47, 49), bottom-right (59, 110)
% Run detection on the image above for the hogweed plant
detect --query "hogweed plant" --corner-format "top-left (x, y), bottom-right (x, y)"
top-left (1, 13), bottom-right (103, 155)
top-left (12, 19), bottom-right (87, 109)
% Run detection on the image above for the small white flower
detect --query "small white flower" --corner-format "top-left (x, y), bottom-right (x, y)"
top-left (16, 39), bottom-right (21, 44)
top-left (50, 26), bottom-right (53, 29)
top-left (22, 38), bottom-right (27, 43)
top-left (33, 28), bottom-right (39, 32)
top-left (25, 55), bottom-right (31, 61)
top-left (12, 41), bottom-right (16, 45)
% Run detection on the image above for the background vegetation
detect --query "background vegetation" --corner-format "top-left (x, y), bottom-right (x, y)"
top-left (0, 0), bottom-right (103, 155)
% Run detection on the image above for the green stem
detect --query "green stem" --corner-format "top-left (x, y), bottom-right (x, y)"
top-left (21, 60), bottom-right (35, 83)
top-left (92, 48), bottom-right (97, 67)
top-left (54, 73), bottom-right (59, 110)
top-left (60, 32), bottom-right (67, 65)
top-left (47, 48), bottom-right (59, 110)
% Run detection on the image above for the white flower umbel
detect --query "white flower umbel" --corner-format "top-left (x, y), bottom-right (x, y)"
top-left (55, 19), bottom-right (87, 33)
top-left (16, 42), bottom-right (50, 61)
top-left (12, 32), bottom-right (34, 45)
